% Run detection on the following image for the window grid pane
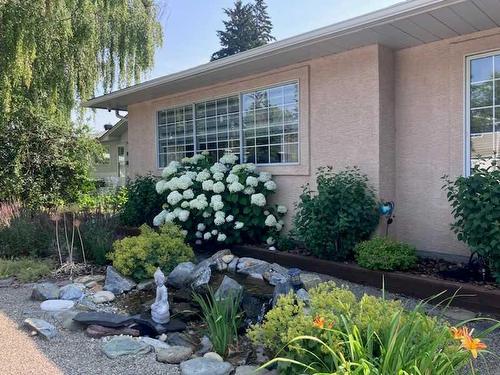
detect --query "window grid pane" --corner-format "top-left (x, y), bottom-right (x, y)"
top-left (157, 105), bottom-right (194, 168)
top-left (242, 83), bottom-right (299, 164)
top-left (469, 54), bottom-right (499, 171)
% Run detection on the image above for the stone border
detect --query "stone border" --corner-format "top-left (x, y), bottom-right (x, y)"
top-left (232, 245), bottom-right (500, 315)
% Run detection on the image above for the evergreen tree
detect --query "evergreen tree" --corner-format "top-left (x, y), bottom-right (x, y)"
top-left (211, 0), bottom-right (275, 61)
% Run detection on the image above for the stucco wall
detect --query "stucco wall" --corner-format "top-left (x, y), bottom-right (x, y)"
top-left (93, 131), bottom-right (128, 181)
top-left (394, 28), bottom-right (500, 257)
top-left (126, 28), bottom-right (500, 258)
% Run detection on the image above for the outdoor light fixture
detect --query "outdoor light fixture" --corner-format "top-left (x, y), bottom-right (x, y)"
top-left (379, 201), bottom-right (395, 236)
top-left (288, 268), bottom-right (302, 289)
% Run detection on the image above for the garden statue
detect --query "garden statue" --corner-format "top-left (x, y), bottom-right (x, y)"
top-left (151, 268), bottom-right (170, 324)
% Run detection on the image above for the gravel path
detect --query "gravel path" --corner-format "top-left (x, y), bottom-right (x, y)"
top-left (0, 284), bottom-right (180, 375)
top-left (0, 275), bottom-right (498, 375)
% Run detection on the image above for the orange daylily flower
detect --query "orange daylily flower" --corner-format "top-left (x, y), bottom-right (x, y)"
top-left (313, 316), bottom-right (333, 329)
top-left (450, 326), bottom-right (469, 340)
top-left (461, 334), bottom-right (487, 359)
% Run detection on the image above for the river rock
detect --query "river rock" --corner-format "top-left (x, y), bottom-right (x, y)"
top-left (167, 262), bottom-right (196, 288)
top-left (101, 336), bottom-right (151, 359)
top-left (156, 346), bottom-right (193, 364)
top-left (59, 283), bottom-right (85, 300)
top-left (300, 273), bottom-right (322, 290)
top-left (296, 288), bottom-right (310, 304)
top-left (221, 254), bottom-right (235, 264)
top-left (196, 335), bottom-right (213, 355)
top-left (263, 271), bottom-right (288, 286)
top-left (92, 291), bottom-right (115, 304)
top-left (24, 318), bottom-right (57, 339)
top-left (31, 282), bottom-right (60, 301)
top-left (40, 299), bottom-right (75, 312)
top-left (75, 275), bottom-right (105, 284)
top-left (235, 365), bottom-right (276, 375)
top-left (180, 357), bottom-right (233, 375)
top-left (138, 336), bottom-right (170, 351)
top-left (190, 265), bottom-right (211, 292)
top-left (215, 276), bottom-right (243, 300)
top-left (86, 324), bottom-right (140, 338)
top-left (237, 258), bottom-right (271, 276)
top-left (53, 310), bottom-right (82, 331)
top-left (167, 332), bottom-right (197, 349)
top-left (103, 266), bottom-right (136, 294)
top-left (203, 352), bottom-right (223, 362)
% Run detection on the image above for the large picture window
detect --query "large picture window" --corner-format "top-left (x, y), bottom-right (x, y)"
top-left (467, 52), bottom-right (500, 173)
top-left (157, 81), bottom-right (299, 168)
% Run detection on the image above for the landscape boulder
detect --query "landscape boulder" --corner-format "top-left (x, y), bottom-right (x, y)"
top-left (180, 357), bottom-right (233, 375)
top-left (167, 262), bottom-right (195, 288)
top-left (103, 266), bottom-right (136, 295)
top-left (31, 282), bottom-right (60, 301)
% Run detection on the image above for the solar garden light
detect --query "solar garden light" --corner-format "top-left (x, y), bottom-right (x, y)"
top-left (379, 201), bottom-right (395, 236)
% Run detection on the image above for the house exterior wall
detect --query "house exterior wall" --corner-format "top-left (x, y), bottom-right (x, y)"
top-left (126, 28), bottom-right (500, 258)
top-left (93, 130), bottom-right (128, 185)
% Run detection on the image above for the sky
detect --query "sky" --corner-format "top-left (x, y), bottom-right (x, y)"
top-left (88, 0), bottom-right (403, 130)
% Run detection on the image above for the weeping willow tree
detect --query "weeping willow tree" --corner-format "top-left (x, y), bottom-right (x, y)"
top-left (0, 0), bottom-right (163, 207)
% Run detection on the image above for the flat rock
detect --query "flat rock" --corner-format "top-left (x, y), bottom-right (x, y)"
top-left (86, 324), bottom-right (140, 338)
top-left (180, 357), bottom-right (233, 375)
top-left (24, 318), bottom-right (57, 339)
top-left (92, 291), bottom-right (115, 304)
top-left (167, 332), bottom-right (197, 349)
top-left (75, 275), bottom-right (105, 284)
top-left (40, 299), bottom-right (75, 312)
top-left (235, 365), bottom-right (276, 375)
top-left (0, 277), bottom-right (14, 288)
top-left (221, 254), bottom-right (235, 264)
top-left (103, 266), bottom-right (136, 295)
top-left (31, 283), bottom-right (60, 301)
top-left (156, 346), bottom-right (193, 364)
top-left (215, 275), bottom-right (243, 300)
top-left (101, 336), bottom-right (151, 359)
top-left (167, 262), bottom-right (196, 288)
top-left (270, 263), bottom-right (288, 276)
top-left (300, 273), bottom-right (322, 290)
top-left (138, 336), bottom-right (170, 351)
top-left (131, 315), bottom-right (187, 336)
top-left (443, 307), bottom-right (477, 321)
top-left (73, 311), bottom-right (132, 327)
top-left (53, 310), bottom-right (82, 331)
top-left (264, 272), bottom-right (288, 286)
top-left (237, 258), bottom-right (271, 276)
top-left (59, 283), bottom-right (85, 300)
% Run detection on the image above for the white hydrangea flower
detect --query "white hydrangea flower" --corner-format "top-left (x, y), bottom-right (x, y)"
top-left (220, 153), bottom-right (238, 165)
top-left (202, 179), bottom-right (214, 191)
top-left (212, 181), bottom-right (225, 193)
top-left (215, 210), bottom-right (225, 219)
top-left (267, 237), bottom-right (275, 245)
top-left (251, 193), bottom-right (266, 207)
top-left (191, 154), bottom-right (206, 164)
top-left (203, 232), bottom-right (212, 240)
top-left (181, 201), bottom-right (189, 208)
top-left (178, 210), bottom-right (190, 222)
top-left (181, 230), bottom-right (188, 236)
top-left (162, 161), bottom-right (180, 178)
top-left (183, 189), bottom-right (195, 199)
top-left (246, 176), bottom-right (259, 187)
top-left (264, 210), bottom-right (270, 216)
top-left (232, 163), bottom-right (256, 173)
top-left (195, 231), bottom-right (203, 238)
top-left (196, 169), bottom-right (211, 182)
top-left (277, 205), bottom-right (288, 214)
top-left (167, 191), bottom-right (183, 206)
top-left (165, 212), bottom-right (176, 222)
top-left (234, 221), bottom-right (244, 229)
top-left (202, 211), bottom-right (211, 218)
top-left (153, 210), bottom-right (167, 226)
top-left (265, 214), bottom-right (277, 227)
top-left (214, 216), bottom-right (225, 226)
top-left (156, 180), bottom-right (167, 194)
top-left (212, 172), bottom-right (224, 181)
top-left (217, 233), bottom-right (227, 242)
top-left (177, 175), bottom-right (193, 190)
top-left (264, 180), bottom-right (277, 191)
top-left (197, 223), bottom-right (206, 231)
top-left (211, 229), bottom-right (218, 235)
top-left (243, 187), bottom-right (255, 195)
top-left (226, 173), bottom-right (239, 184)
top-left (258, 171), bottom-right (272, 182)
top-left (211, 200), bottom-right (224, 211)
top-left (189, 195), bottom-right (209, 210)
top-left (226, 215), bottom-right (234, 222)
top-left (185, 171), bottom-right (198, 180)
top-left (210, 162), bottom-right (227, 174)
top-left (276, 222), bottom-right (283, 231)
top-left (228, 181), bottom-right (244, 193)
top-left (181, 156), bottom-right (192, 164)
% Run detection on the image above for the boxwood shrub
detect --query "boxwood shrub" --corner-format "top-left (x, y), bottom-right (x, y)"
top-left (355, 236), bottom-right (417, 271)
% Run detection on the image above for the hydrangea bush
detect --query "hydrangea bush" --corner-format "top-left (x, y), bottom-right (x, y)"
top-left (153, 152), bottom-right (287, 246)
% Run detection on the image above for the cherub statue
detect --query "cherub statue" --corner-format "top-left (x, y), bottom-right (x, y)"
top-left (151, 267), bottom-right (170, 324)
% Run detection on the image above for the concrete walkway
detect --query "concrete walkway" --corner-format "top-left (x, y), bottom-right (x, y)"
top-left (0, 312), bottom-right (63, 375)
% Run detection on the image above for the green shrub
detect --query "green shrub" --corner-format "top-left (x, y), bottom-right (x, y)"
top-left (79, 214), bottom-right (119, 265)
top-left (355, 237), bottom-right (417, 271)
top-left (120, 175), bottom-right (166, 227)
top-left (248, 281), bottom-right (401, 357)
top-left (0, 258), bottom-right (53, 282)
top-left (108, 223), bottom-right (194, 281)
top-left (443, 164), bottom-right (500, 282)
top-left (77, 187), bottom-right (128, 213)
top-left (294, 167), bottom-right (380, 260)
top-left (276, 234), bottom-right (295, 251)
top-left (192, 287), bottom-right (242, 357)
top-left (0, 210), bottom-right (53, 258)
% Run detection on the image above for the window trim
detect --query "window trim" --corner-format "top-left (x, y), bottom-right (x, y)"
top-left (465, 49), bottom-right (500, 176)
top-left (155, 80), bottom-right (300, 169)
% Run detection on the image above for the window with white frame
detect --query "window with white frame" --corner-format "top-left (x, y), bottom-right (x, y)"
top-left (467, 52), bottom-right (500, 172)
top-left (157, 105), bottom-right (194, 168)
top-left (156, 81), bottom-right (299, 168)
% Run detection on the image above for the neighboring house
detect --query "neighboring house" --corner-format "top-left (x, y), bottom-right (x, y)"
top-left (84, 0), bottom-right (500, 260)
top-left (92, 118), bottom-right (128, 187)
